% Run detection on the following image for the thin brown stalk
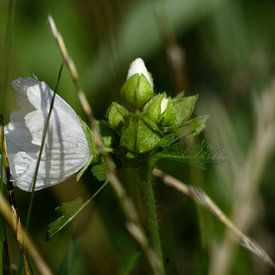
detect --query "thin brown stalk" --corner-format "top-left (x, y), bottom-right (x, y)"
top-left (0, 192), bottom-right (53, 275)
top-left (153, 168), bottom-right (275, 271)
top-left (203, 80), bottom-right (275, 275)
top-left (1, 116), bottom-right (44, 274)
top-left (47, 15), bottom-right (162, 275)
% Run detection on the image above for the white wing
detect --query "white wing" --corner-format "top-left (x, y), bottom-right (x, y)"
top-left (4, 77), bottom-right (90, 191)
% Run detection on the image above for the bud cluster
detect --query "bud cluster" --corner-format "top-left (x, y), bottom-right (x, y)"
top-left (106, 58), bottom-right (199, 155)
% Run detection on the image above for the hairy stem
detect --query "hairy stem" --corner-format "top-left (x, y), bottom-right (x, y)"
top-left (138, 166), bottom-right (165, 275)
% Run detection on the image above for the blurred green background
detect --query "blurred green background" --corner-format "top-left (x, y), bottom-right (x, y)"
top-left (1, 0), bottom-right (275, 274)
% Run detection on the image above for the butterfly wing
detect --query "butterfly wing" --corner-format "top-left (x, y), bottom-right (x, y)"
top-left (4, 77), bottom-right (90, 191)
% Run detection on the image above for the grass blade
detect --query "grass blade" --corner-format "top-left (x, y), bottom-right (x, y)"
top-left (47, 180), bottom-right (108, 240)
top-left (153, 168), bottom-right (275, 270)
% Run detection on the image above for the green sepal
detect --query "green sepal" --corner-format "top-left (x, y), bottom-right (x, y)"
top-left (76, 155), bottom-right (94, 182)
top-left (79, 118), bottom-right (98, 157)
top-left (171, 94), bottom-right (198, 127)
top-left (106, 102), bottom-right (130, 131)
top-left (77, 118), bottom-right (98, 181)
top-left (158, 116), bottom-right (208, 148)
top-left (159, 132), bottom-right (180, 148)
top-left (180, 115), bottom-right (208, 137)
top-left (120, 115), bottom-right (162, 154)
top-left (142, 93), bottom-right (174, 127)
top-left (121, 74), bottom-right (154, 109)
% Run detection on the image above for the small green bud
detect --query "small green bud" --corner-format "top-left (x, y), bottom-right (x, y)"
top-left (120, 115), bottom-right (161, 154)
top-left (121, 58), bottom-right (154, 109)
top-left (106, 102), bottom-right (130, 131)
top-left (143, 93), bottom-right (174, 127)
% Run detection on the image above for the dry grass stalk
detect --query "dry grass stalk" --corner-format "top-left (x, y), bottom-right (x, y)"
top-left (153, 168), bottom-right (275, 271)
top-left (0, 192), bottom-right (53, 275)
top-left (202, 81), bottom-right (275, 275)
top-left (47, 15), bottom-right (162, 275)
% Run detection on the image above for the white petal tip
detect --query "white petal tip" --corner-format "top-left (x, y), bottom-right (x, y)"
top-left (127, 58), bottom-right (153, 86)
top-left (160, 97), bottom-right (169, 114)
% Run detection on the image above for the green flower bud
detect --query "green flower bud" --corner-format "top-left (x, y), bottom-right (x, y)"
top-left (121, 58), bottom-right (154, 109)
top-left (170, 94), bottom-right (198, 127)
top-left (106, 102), bottom-right (130, 131)
top-left (120, 115), bottom-right (161, 154)
top-left (143, 93), bottom-right (174, 127)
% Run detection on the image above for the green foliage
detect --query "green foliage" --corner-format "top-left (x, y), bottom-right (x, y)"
top-left (91, 163), bottom-right (108, 182)
top-left (47, 197), bottom-right (84, 240)
top-left (150, 141), bottom-right (217, 172)
top-left (180, 116), bottom-right (208, 137)
top-left (170, 94), bottom-right (198, 127)
top-left (118, 250), bottom-right (140, 275)
top-left (79, 118), bottom-right (98, 159)
top-left (76, 118), bottom-right (99, 181)
top-left (47, 178), bottom-right (108, 240)
top-left (106, 102), bottom-right (130, 131)
top-left (57, 239), bottom-right (81, 275)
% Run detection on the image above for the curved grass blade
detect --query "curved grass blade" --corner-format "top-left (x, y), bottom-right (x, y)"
top-left (47, 180), bottom-right (108, 240)
top-left (25, 63), bottom-right (64, 230)
top-left (48, 16), bottom-right (163, 274)
top-left (153, 169), bottom-right (275, 271)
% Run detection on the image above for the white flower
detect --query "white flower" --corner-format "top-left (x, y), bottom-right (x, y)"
top-left (127, 57), bottom-right (153, 86)
top-left (4, 77), bottom-right (91, 191)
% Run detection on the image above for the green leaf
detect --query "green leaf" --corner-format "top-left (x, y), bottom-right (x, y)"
top-left (76, 155), bottom-right (94, 182)
top-left (118, 250), bottom-right (140, 275)
top-left (76, 118), bottom-right (99, 181)
top-left (57, 239), bottom-right (79, 275)
top-left (103, 136), bottom-right (114, 152)
top-left (171, 94), bottom-right (198, 126)
top-left (180, 115), bottom-right (208, 137)
top-left (79, 117), bottom-right (98, 159)
top-left (47, 197), bottom-right (84, 240)
top-left (159, 116), bottom-right (208, 148)
top-left (150, 140), bottom-right (217, 172)
top-left (91, 163), bottom-right (108, 182)
top-left (47, 181), bottom-right (108, 240)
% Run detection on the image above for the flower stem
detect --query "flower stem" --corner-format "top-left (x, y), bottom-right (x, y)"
top-left (139, 170), bottom-right (165, 275)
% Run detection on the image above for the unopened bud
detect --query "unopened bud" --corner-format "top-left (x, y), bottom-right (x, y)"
top-left (106, 102), bottom-right (129, 131)
top-left (120, 116), bottom-right (161, 153)
top-left (143, 93), bottom-right (173, 127)
top-left (121, 58), bottom-right (154, 109)
top-left (127, 58), bottom-right (153, 86)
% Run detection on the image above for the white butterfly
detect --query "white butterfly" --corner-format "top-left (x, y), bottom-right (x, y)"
top-left (4, 77), bottom-right (91, 191)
